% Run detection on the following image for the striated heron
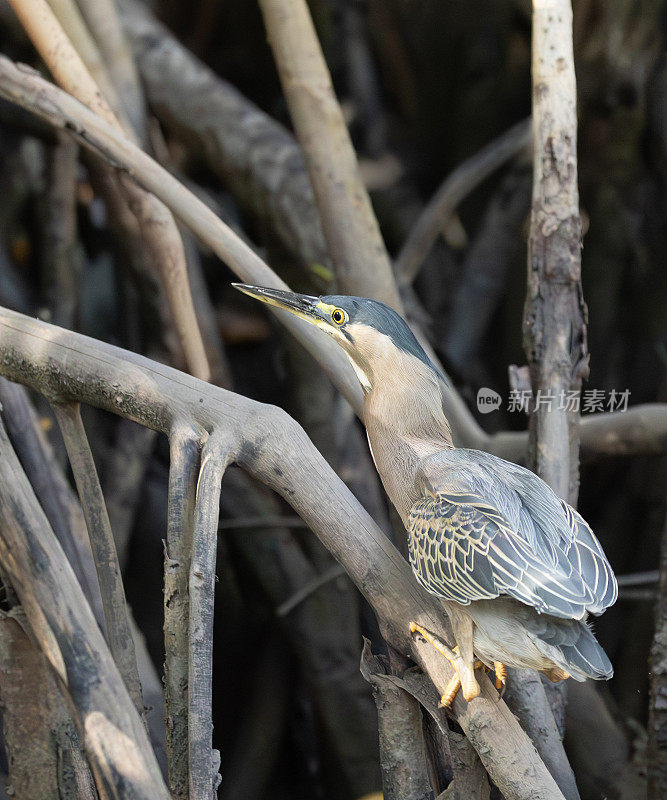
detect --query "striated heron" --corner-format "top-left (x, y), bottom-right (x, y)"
top-left (233, 284), bottom-right (617, 705)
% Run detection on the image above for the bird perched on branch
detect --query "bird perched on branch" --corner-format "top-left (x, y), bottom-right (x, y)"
top-left (234, 284), bottom-right (617, 705)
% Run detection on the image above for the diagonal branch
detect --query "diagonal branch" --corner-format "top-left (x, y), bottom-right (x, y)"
top-left (74, 0), bottom-right (147, 140)
top-left (258, 0), bottom-right (401, 311)
top-left (0, 54), bottom-right (663, 464)
top-left (0, 306), bottom-right (567, 800)
top-left (412, 636), bottom-right (564, 800)
top-left (9, 0), bottom-right (209, 380)
top-left (0, 54), bottom-right (363, 409)
top-left (51, 401), bottom-right (144, 717)
top-left (396, 118), bottom-right (532, 286)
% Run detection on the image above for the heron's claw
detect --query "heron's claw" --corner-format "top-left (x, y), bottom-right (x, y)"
top-left (410, 622), bottom-right (482, 706)
top-left (494, 661), bottom-right (508, 696)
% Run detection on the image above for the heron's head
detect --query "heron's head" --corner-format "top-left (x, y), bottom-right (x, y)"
top-left (233, 284), bottom-right (442, 394)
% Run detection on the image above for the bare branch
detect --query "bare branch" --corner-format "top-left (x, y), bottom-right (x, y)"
top-left (525, 0), bottom-right (587, 503)
top-left (0, 608), bottom-right (97, 800)
top-left (0, 54), bottom-right (363, 409)
top-left (0, 378), bottom-right (89, 593)
top-left (51, 401), bottom-right (144, 717)
top-left (9, 0), bottom-right (210, 380)
top-left (75, 0), bottom-right (147, 140)
top-left (0, 419), bottom-right (170, 800)
top-left (188, 432), bottom-right (231, 800)
top-left (411, 635), bottom-right (565, 800)
top-left (0, 55), bottom-right (662, 465)
top-left (517, 3), bottom-right (587, 796)
top-left (46, 0), bottom-right (127, 121)
top-left (276, 563), bottom-right (346, 616)
top-left (118, 0), bottom-right (331, 278)
top-left (164, 422), bottom-right (203, 799)
top-left (360, 640), bottom-right (434, 800)
top-left (258, 0), bottom-right (401, 310)
top-left (503, 669), bottom-right (580, 800)
top-left (396, 118), bottom-right (531, 285)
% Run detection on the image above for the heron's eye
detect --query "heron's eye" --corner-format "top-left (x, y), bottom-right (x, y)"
top-left (331, 308), bottom-right (347, 325)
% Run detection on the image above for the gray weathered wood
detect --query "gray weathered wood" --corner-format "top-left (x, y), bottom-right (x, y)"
top-left (164, 422), bottom-right (204, 799)
top-left (51, 400), bottom-right (144, 717)
top-left (188, 432), bottom-right (231, 800)
top-left (0, 419), bottom-right (169, 800)
top-left (0, 306), bottom-right (569, 800)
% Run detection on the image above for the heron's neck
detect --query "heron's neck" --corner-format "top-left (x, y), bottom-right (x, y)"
top-left (362, 365), bottom-right (453, 518)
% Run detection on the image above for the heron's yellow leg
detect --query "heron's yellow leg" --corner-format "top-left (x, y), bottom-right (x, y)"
top-left (409, 622), bottom-right (458, 663)
top-left (409, 623), bottom-right (483, 706)
top-left (494, 661), bottom-right (507, 691)
top-left (440, 672), bottom-right (462, 708)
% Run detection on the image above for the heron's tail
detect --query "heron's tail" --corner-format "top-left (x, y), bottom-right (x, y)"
top-left (533, 615), bottom-right (613, 681)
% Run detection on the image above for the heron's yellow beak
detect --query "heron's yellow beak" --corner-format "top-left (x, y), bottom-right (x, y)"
top-left (232, 283), bottom-right (338, 330)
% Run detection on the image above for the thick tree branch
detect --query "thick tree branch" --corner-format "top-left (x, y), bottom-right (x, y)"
top-left (514, 3), bottom-right (587, 797)
top-left (188, 432), bottom-right (231, 800)
top-left (360, 640), bottom-right (436, 800)
top-left (503, 669), bottom-right (579, 800)
top-left (525, 0), bottom-right (587, 504)
top-left (165, 423), bottom-right (203, 799)
top-left (0, 609), bottom-right (97, 800)
top-left (411, 636), bottom-right (564, 800)
top-left (0, 306), bottom-right (566, 800)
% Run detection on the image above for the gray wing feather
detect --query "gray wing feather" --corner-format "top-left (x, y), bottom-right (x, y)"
top-left (513, 604), bottom-right (614, 680)
top-left (418, 450), bottom-right (618, 616)
top-left (558, 501), bottom-right (618, 612)
top-left (408, 491), bottom-right (596, 619)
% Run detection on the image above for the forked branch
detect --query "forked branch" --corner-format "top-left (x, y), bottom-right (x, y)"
top-left (0, 306), bottom-right (565, 800)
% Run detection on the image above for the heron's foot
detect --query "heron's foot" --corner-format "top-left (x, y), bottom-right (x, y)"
top-left (409, 623), bottom-right (482, 706)
top-left (493, 661), bottom-right (508, 695)
top-left (409, 622), bottom-right (457, 662)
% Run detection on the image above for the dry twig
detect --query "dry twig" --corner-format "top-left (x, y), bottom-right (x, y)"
top-left (395, 119), bottom-right (531, 285)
